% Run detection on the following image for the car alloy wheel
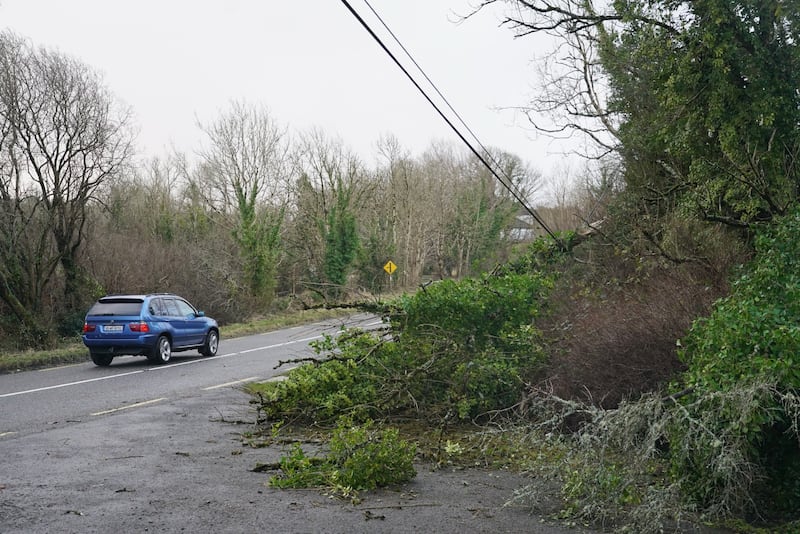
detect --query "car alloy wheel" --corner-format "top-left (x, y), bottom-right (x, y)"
top-left (201, 330), bottom-right (219, 357)
top-left (154, 335), bottom-right (171, 364)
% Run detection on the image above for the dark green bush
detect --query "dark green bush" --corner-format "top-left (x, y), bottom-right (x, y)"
top-left (269, 417), bottom-right (416, 492)
top-left (397, 270), bottom-right (553, 352)
top-left (673, 208), bottom-right (800, 515)
top-left (328, 418), bottom-right (416, 490)
top-left (255, 266), bottom-right (554, 424)
top-left (254, 330), bottom-right (382, 423)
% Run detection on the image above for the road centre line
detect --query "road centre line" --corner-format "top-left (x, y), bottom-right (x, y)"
top-left (91, 397), bottom-right (167, 416)
top-left (0, 370), bottom-right (145, 398)
top-left (146, 357), bottom-right (218, 371)
top-left (238, 335), bottom-right (323, 354)
top-left (145, 351), bottom-right (239, 371)
top-left (203, 376), bottom-right (261, 390)
top-left (0, 335), bottom-right (328, 399)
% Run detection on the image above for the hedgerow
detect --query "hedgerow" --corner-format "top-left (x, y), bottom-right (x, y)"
top-left (671, 208), bottom-right (800, 516)
top-left (510, 210), bottom-right (800, 531)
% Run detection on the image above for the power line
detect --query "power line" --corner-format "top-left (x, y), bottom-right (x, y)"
top-left (360, 0), bottom-right (531, 205)
top-left (339, 0), bottom-right (559, 243)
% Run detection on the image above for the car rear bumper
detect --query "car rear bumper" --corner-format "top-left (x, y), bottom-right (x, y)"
top-left (82, 334), bottom-right (158, 356)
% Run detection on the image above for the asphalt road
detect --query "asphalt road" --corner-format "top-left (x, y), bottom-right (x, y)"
top-left (0, 315), bottom-right (599, 534)
top-left (0, 314), bottom-right (380, 438)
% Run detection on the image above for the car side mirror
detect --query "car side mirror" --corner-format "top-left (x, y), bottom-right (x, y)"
top-left (196, 311), bottom-right (205, 317)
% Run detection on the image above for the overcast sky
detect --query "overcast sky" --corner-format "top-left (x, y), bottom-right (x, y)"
top-left (0, 0), bottom-right (577, 177)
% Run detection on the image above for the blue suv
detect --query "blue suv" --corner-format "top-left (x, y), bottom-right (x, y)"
top-left (82, 294), bottom-right (220, 366)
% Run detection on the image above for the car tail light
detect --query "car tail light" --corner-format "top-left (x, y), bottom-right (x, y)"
top-left (83, 323), bottom-right (96, 333)
top-left (129, 322), bottom-right (150, 333)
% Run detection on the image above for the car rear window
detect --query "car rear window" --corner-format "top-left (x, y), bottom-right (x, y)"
top-left (88, 299), bottom-right (144, 316)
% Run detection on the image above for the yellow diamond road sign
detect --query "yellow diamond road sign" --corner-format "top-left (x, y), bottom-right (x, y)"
top-left (383, 260), bottom-right (397, 275)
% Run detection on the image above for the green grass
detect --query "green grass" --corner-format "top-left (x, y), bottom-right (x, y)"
top-left (0, 345), bottom-right (89, 374)
top-left (0, 308), bottom-right (353, 374)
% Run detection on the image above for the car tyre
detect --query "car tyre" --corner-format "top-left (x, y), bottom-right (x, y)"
top-left (151, 335), bottom-right (172, 364)
top-left (90, 351), bottom-right (113, 367)
top-left (199, 329), bottom-right (219, 357)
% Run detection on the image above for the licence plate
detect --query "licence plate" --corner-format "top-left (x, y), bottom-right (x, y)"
top-left (104, 325), bottom-right (123, 332)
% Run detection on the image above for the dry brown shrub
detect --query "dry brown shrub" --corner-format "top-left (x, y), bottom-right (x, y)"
top-left (531, 225), bottom-right (746, 408)
top-left (82, 221), bottom-right (245, 323)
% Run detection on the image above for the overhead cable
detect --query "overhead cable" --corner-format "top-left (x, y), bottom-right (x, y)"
top-left (360, 0), bottom-right (531, 205)
top-left (339, 0), bottom-right (559, 242)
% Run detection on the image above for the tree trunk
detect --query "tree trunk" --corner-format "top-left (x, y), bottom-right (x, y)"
top-left (0, 269), bottom-right (50, 346)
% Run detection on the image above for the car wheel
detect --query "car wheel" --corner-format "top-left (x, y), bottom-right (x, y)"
top-left (90, 351), bottom-right (113, 367)
top-left (200, 329), bottom-right (219, 357)
top-left (152, 335), bottom-right (172, 364)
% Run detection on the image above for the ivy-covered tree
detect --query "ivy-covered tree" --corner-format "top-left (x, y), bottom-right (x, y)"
top-left (478, 0), bottom-right (800, 229)
top-left (290, 130), bottom-right (369, 299)
top-left (605, 0), bottom-right (800, 225)
top-left (323, 188), bottom-right (359, 292)
top-left (196, 101), bottom-right (290, 308)
top-left (448, 150), bottom-right (538, 276)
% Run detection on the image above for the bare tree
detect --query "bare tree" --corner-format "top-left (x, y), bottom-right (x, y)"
top-left (0, 31), bottom-right (133, 340)
top-left (195, 101), bottom-right (291, 307)
top-left (372, 138), bottom-right (543, 286)
top-left (196, 100), bottom-right (290, 212)
top-left (380, 137), bottom-right (443, 286)
top-left (470, 0), bottom-right (621, 159)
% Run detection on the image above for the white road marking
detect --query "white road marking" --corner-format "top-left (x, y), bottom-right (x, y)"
top-left (147, 358), bottom-right (211, 371)
top-left (203, 376), bottom-right (261, 390)
top-left (238, 335), bottom-right (323, 354)
top-left (201, 352), bottom-right (240, 361)
top-left (38, 363), bottom-right (85, 372)
top-left (0, 370), bottom-right (145, 398)
top-left (91, 397), bottom-right (167, 416)
top-left (0, 431), bottom-right (17, 438)
top-left (262, 365), bottom-right (298, 383)
top-left (1, 332), bottom-right (331, 399)
top-left (264, 375), bottom-right (288, 382)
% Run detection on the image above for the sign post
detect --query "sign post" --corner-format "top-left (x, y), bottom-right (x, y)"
top-left (383, 260), bottom-right (397, 291)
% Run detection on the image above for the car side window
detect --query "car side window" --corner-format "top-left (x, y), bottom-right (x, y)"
top-left (150, 298), bottom-right (165, 316)
top-left (162, 298), bottom-right (181, 317)
top-left (174, 299), bottom-right (196, 318)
